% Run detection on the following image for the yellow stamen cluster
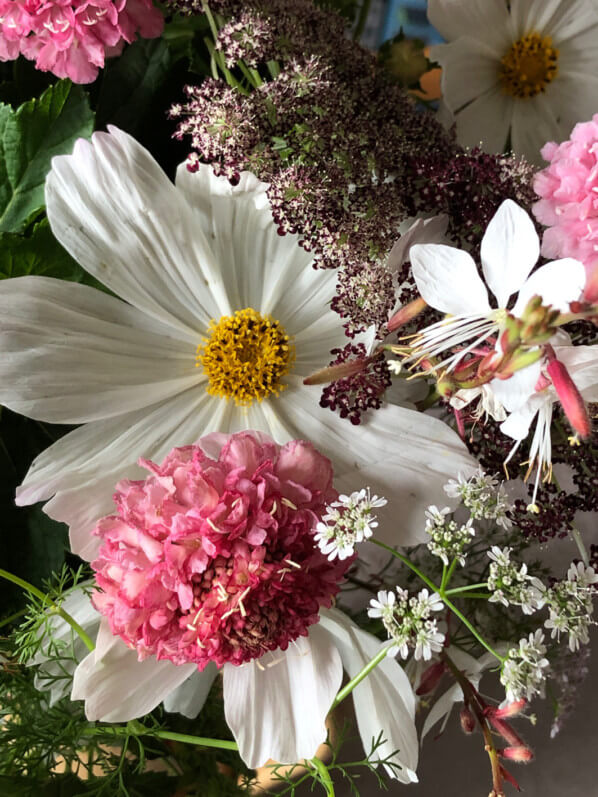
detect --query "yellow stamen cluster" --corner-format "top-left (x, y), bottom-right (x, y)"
top-left (197, 308), bottom-right (295, 405)
top-left (499, 32), bottom-right (559, 98)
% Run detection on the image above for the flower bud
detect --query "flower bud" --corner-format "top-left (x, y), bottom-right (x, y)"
top-left (459, 705), bottom-right (476, 734)
top-left (500, 745), bottom-right (534, 763)
top-left (546, 357), bottom-right (591, 438)
top-left (303, 357), bottom-right (369, 385)
top-left (485, 699), bottom-right (526, 719)
top-left (387, 297), bottom-right (427, 332)
top-left (416, 661), bottom-right (446, 695)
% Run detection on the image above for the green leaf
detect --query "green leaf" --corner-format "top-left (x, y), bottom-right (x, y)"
top-left (0, 218), bottom-right (82, 281)
top-left (0, 80), bottom-right (94, 233)
top-left (96, 38), bottom-right (172, 134)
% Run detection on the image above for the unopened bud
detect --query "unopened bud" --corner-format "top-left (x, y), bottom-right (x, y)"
top-left (416, 661), bottom-right (446, 695)
top-left (387, 297), bottom-right (427, 332)
top-left (488, 717), bottom-right (525, 747)
top-left (485, 699), bottom-right (526, 720)
top-left (546, 357), bottom-right (591, 438)
top-left (460, 705), bottom-right (476, 734)
top-left (303, 357), bottom-right (369, 386)
top-left (500, 745), bottom-right (533, 763)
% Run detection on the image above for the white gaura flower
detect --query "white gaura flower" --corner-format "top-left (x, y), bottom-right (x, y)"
top-left (428, 0), bottom-right (598, 164)
top-left (408, 200), bottom-right (585, 387)
top-left (0, 127), bottom-right (476, 558)
top-left (50, 593), bottom-right (419, 782)
top-left (499, 343), bottom-right (598, 507)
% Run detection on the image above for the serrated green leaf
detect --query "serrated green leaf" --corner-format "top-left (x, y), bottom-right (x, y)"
top-left (0, 80), bottom-right (94, 233)
top-left (96, 38), bottom-right (172, 133)
top-left (0, 218), bottom-right (104, 289)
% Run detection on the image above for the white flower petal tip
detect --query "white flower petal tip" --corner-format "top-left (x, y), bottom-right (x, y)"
top-left (223, 626), bottom-right (343, 768)
top-left (481, 199), bottom-right (540, 308)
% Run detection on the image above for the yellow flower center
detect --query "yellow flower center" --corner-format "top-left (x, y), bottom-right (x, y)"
top-left (499, 32), bottom-right (559, 98)
top-left (197, 308), bottom-right (295, 406)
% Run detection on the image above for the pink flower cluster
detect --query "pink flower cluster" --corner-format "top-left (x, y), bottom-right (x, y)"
top-left (533, 115), bottom-right (598, 301)
top-left (0, 0), bottom-right (163, 84)
top-left (92, 432), bottom-right (352, 670)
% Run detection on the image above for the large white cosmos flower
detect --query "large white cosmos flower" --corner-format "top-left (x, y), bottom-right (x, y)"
top-left (0, 127), bottom-right (475, 557)
top-left (428, 0), bottom-right (598, 164)
top-left (41, 592), bottom-right (419, 782)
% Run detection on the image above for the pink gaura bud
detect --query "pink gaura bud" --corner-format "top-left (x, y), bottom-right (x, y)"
top-left (387, 297), bottom-right (427, 332)
top-left (546, 357), bottom-right (591, 438)
top-left (459, 705), bottom-right (476, 734)
top-left (499, 746), bottom-right (534, 763)
top-left (416, 661), bottom-right (446, 695)
top-left (485, 699), bottom-right (527, 720)
top-left (303, 357), bottom-right (370, 385)
top-left (499, 764), bottom-right (521, 791)
top-left (488, 717), bottom-right (525, 747)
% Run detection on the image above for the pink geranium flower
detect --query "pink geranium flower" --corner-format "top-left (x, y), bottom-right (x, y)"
top-left (0, 0), bottom-right (163, 83)
top-left (533, 114), bottom-right (598, 300)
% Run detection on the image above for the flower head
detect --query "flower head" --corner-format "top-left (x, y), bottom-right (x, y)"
top-left (0, 0), bottom-right (164, 83)
top-left (428, 0), bottom-right (598, 164)
top-left (533, 114), bottom-right (598, 299)
top-left (487, 546), bottom-right (546, 615)
top-left (368, 587), bottom-right (445, 661)
top-left (444, 469), bottom-right (513, 529)
top-left (501, 630), bottom-right (549, 702)
top-left (1, 127), bottom-right (476, 559)
top-left (314, 488), bottom-right (387, 561)
top-left (92, 432), bottom-right (351, 669)
top-left (424, 505), bottom-right (475, 566)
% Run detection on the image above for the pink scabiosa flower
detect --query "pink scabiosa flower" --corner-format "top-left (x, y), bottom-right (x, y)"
top-left (70, 431), bottom-right (419, 780)
top-left (533, 114), bottom-right (598, 301)
top-left (0, 0), bottom-right (163, 83)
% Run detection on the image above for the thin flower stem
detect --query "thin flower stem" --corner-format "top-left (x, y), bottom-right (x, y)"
top-left (439, 564), bottom-right (448, 593)
top-left (81, 725), bottom-right (239, 751)
top-left (352, 0), bottom-right (372, 41)
top-left (570, 526), bottom-right (590, 566)
top-left (0, 608), bottom-right (27, 629)
top-left (310, 757), bottom-right (335, 796)
top-left (0, 568), bottom-right (95, 652)
top-left (444, 583), bottom-right (489, 595)
top-left (369, 540), bottom-right (505, 663)
top-left (330, 646), bottom-right (388, 709)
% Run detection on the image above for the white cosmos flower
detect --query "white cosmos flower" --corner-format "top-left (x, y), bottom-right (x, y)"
top-left (499, 343), bottom-right (598, 506)
top-left (49, 593), bottom-right (418, 782)
top-left (408, 199), bottom-right (586, 383)
top-left (428, 0), bottom-right (598, 164)
top-left (0, 127), bottom-right (476, 558)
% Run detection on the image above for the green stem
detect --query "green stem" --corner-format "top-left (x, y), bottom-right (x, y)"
top-left (81, 725), bottom-right (238, 751)
top-left (369, 541), bottom-right (505, 663)
top-left (310, 757), bottom-right (335, 796)
top-left (352, 0), bottom-right (371, 41)
top-left (0, 568), bottom-right (95, 652)
top-left (570, 526), bottom-right (590, 566)
top-left (444, 583), bottom-right (489, 595)
top-left (0, 608), bottom-right (27, 629)
top-left (331, 646), bottom-right (388, 709)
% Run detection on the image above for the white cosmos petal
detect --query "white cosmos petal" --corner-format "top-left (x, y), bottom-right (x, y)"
top-left (452, 88), bottom-right (513, 155)
top-left (17, 388), bottom-right (235, 560)
top-left (432, 38), bottom-right (503, 113)
top-left (510, 0), bottom-right (598, 42)
top-left (427, 0), bottom-right (510, 51)
top-left (265, 377), bottom-right (477, 547)
top-left (510, 93), bottom-right (561, 167)
top-left (32, 589), bottom-right (101, 706)
top-left (0, 276), bottom-right (200, 423)
top-left (175, 163), bottom-right (316, 320)
top-left (512, 259), bottom-right (586, 316)
top-left (163, 664), bottom-right (219, 718)
top-left (480, 200), bottom-right (540, 309)
top-left (410, 244), bottom-right (491, 315)
top-left (318, 608), bottom-right (418, 783)
top-left (222, 625), bottom-right (342, 768)
top-left (46, 126), bottom-right (223, 333)
top-left (72, 620), bottom-right (196, 722)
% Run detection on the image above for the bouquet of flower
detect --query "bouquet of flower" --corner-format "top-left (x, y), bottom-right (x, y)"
top-left (1, 1), bottom-right (597, 795)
